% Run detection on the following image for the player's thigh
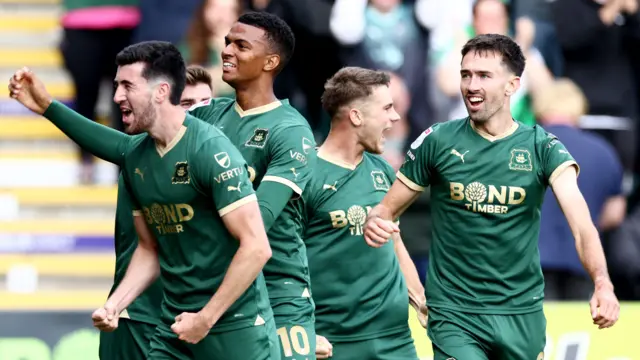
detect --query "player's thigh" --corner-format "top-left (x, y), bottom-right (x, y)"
top-left (427, 307), bottom-right (491, 360)
top-left (147, 324), bottom-right (191, 360)
top-left (273, 297), bottom-right (316, 360)
top-left (194, 318), bottom-right (280, 360)
top-left (99, 319), bottom-right (156, 360)
top-left (494, 310), bottom-right (546, 360)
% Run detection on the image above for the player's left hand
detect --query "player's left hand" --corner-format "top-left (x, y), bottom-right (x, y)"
top-left (171, 312), bottom-right (213, 344)
top-left (316, 335), bottom-right (333, 359)
top-left (364, 217), bottom-right (399, 248)
top-left (589, 283), bottom-right (620, 329)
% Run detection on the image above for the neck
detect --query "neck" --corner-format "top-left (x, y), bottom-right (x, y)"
top-left (473, 107), bottom-right (514, 136)
top-left (320, 126), bottom-right (365, 166)
top-left (148, 105), bottom-right (187, 147)
top-left (234, 78), bottom-right (277, 111)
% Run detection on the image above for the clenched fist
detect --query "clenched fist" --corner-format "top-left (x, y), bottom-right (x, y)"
top-left (92, 302), bottom-right (119, 332)
top-left (316, 334), bottom-right (333, 359)
top-left (364, 217), bottom-right (399, 248)
top-left (7, 66), bottom-right (53, 115)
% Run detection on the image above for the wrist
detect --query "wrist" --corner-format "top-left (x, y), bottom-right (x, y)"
top-left (199, 308), bottom-right (219, 328)
top-left (594, 276), bottom-right (613, 290)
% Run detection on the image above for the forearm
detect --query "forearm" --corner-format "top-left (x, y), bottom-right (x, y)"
top-left (43, 100), bottom-right (129, 165)
top-left (200, 242), bottom-right (270, 324)
top-left (394, 235), bottom-right (426, 308)
top-left (107, 244), bottom-right (160, 312)
top-left (575, 225), bottom-right (612, 288)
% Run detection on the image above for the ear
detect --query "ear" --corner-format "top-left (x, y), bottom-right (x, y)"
top-left (155, 82), bottom-right (171, 103)
top-left (348, 108), bottom-right (363, 127)
top-left (505, 76), bottom-right (521, 96)
top-left (263, 54), bottom-right (281, 72)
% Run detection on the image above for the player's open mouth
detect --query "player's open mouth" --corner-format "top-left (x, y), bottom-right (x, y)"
top-left (467, 96), bottom-right (484, 110)
top-left (121, 107), bottom-right (133, 121)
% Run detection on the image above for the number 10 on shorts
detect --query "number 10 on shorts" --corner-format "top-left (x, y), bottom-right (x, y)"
top-left (277, 325), bottom-right (311, 357)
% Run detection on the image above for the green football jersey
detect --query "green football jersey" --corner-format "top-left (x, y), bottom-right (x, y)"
top-left (300, 152), bottom-right (409, 341)
top-left (189, 98), bottom-right (316, 300)
top-left (108, 173), bottom-right (163, 325)
top-left (399, 118), bottom-right (579, 314)
top-left (120, 115), bottom-right (272, 332)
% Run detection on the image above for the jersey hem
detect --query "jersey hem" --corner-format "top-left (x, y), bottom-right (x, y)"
top-left (549, 160), bottom-right (579, 184)
top-left (120, 313), bottom-right (161, 326)
top-left (427, 302), bottom-right (543, 315)
top-left (320, 325), bottom-right (408, 342)
top-left (219, 193), bottom-right (257, 216)
top-left (262, 175), bottom-right (303, 194)
top-left (396, 172), bottom-right (425, 191)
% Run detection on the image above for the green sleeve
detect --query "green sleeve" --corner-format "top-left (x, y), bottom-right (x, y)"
top-left (256, 181), bottom-right (294, 232)
top-left (539, 130), bottom-right (580, 185)
top-left (262, 125), bottom-right (317, 196)
top-left (192, 136), bottom-right (256, 217)
top-left (187, 97), bottom-right (231, 125)
top-left (120, 170), bottom-right (142, 213)
top-left (43, 100), bottom-right (131, 166)
top-left (397, 124), bottom-right (440, 191)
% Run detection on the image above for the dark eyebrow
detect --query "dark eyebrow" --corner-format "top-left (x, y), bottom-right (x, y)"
top-left (114, 79), bottom-right (133, 87)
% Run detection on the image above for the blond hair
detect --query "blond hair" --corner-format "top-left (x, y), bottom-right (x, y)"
top-left (533, 78), bottom-right (588, 119)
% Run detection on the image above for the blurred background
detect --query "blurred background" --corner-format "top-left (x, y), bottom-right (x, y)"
top-left (0, 0), bottom-right (639, 358)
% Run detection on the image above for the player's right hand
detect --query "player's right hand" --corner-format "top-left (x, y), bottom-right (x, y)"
top-left (589, 283), bottom-right (620, 329)
top-left (315, 335), bottom-right (333, 359)
top-left (364, 217), bottom-right (399, 248)
top-left (7, 67), bottom-right (52, 115)
top-left (91, 303), bottom-right (119, 332)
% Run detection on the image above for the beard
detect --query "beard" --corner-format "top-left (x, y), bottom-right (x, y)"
top-left (125, 98), bottom-right (156, 135)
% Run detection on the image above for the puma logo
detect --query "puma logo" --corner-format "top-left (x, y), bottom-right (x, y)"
top-left (290, 168), bottom-right (299, 178)
top-left (450, 149), bottom-right (469, 163)
top-left (134, 168), bottom-right (144, 181)
top-left (322, 181), bottom-right (338, 191)
top-left (227, 181), bottom-right (242, 192)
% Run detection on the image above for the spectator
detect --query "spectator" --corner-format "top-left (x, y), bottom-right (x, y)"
top-left (551, 0), bottom-right (640, 176)
top-left (60, 0), bottom-right (139, 183)
top-left (434, 0), bottom-right (553, 125)
top-left (180, 65), bottom-right (214, 110)
top-left (536, 79), bottom-right (626, 300)
top-left (182, 0), bottom-right (243, 98)
top-left (330, 0), bottom-right (433, 141)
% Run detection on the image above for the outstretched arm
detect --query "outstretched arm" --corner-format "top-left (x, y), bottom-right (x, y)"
top-left (9, 67), bottom-right (130, 165)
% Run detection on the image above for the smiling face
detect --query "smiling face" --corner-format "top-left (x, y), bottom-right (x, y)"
top-left (113, 62), bottom-right (160, 134)
top-left (220, 22), bottom-right (279, 87)
top-left (460, 50), bottom-right (519, 123)
top-left (355, 85), bottom-right (400, 154)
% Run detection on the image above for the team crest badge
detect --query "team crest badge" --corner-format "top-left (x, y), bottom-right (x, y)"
top-left (172, 161), bottom-right (190, 184)
top-left (371, 170), bottom-right (390, 191)
top-left (214, 152), bottom-right (231, 168)
top-left (246, 128), bottom-right (269, 148)
top-left (509, 149), bottom-right (533, 171)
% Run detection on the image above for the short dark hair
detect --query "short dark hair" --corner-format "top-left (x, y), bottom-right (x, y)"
top-left (461, 34), bottom-right (525, 77)
top-left (238, 11), bottom-right (295, 72)
top-left (186, 65), bottom-right (213, 90)
top-left (321, 67), bottom-right (391, 118)
top-left (115, 41), bottom-right (186, 105)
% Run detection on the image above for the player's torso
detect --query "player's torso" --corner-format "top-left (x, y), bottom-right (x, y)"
top-left (425, 119), bottom-right (547, 312)
top-left (214, 101), bottom-right (315, 300)
top-left (303, 154), bottom-right (408, 339)
top-left (123, 126), bottom-right (243, 313)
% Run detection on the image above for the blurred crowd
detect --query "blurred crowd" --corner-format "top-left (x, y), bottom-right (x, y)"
top-left (60, 0), bottom-right (640, 299)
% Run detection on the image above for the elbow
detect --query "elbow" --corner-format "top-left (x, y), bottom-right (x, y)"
top-left (245, 237), bottom-right (272, 266)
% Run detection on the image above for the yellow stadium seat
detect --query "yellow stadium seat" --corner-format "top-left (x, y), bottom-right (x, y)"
top-left (0, 14), bottom-right (59, 32)
top-left (0, 219), bottom-right (113, 235)
top-left (0, 49), bottom-right (62, 68)
top-left (0, 254), bottom-right (114, 277)
top-left (0, 290), bottom-right (108, 310)
top-left (0, 186), bottom-right (117, 206)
